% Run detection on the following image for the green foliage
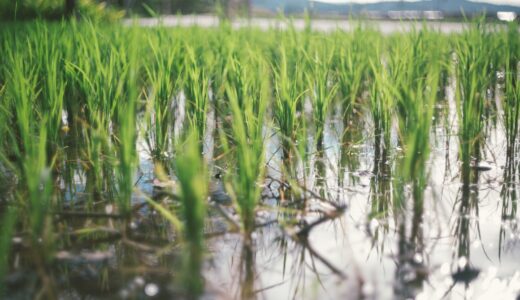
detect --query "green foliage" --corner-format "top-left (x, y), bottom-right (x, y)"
top-left (144, 30), bottom-right (183, 159)
top-left (272, 45), bottom-right (305, 160)
top-left (0, 18), bottom-right (517, 297)
top-left (221, 52), bottom-right (268, 237)
top-left (175, 130), bottom-right (207, 296)
top-left (454, 20), bottom-right (496, 173)
top-left (0, 0), bottom-right (124, 21)
top-left (184, 45), bottom-right (210, 143)
top-left (306, 40), bottom-right (338, 149)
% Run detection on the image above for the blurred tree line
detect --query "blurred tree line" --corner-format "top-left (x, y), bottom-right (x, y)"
top-left (0, 0), bottom-right (252, 20)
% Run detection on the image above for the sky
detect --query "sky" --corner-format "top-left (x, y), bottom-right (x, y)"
top-left (314, 0), bottom-right (520, 6)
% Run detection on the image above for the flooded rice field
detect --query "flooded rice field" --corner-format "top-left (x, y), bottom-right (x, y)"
top-left (0, 19), bottom-right (519, 299)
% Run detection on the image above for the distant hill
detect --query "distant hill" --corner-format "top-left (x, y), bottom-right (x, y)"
top-left (253, 0), bottom-right (520, 16)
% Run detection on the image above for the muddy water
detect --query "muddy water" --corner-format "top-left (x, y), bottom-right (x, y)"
top-left (2, 83), bottom-right (520, 300)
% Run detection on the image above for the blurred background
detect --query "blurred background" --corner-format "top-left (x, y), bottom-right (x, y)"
top-left (1, 0), bottom-right (519, 21)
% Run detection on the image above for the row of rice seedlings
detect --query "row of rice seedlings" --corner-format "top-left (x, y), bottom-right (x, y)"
top-left (368, 30), bottom-right (438, 244)
top-left (365, 29), bottom-right (443, 267)
top-left (0, 20), bottom-right (518, 292)
top-left (64, 23), bottom-right (140, 204)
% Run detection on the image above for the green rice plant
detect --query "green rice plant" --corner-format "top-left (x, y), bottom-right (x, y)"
top-left (454, 20), bottom-right (495, 182)
top-left (373, 31), bottom-right (442, 256)
top-left (82, 123), bottom-right (113, 201)
top-left (174, 130), bottom-right (208, 297)
top-left (222, 50), bottom-right (246, 110)
top-left (499, 23), bottom-right (520, 254)
top-left (65, 21), bottom-right (130, 129)
top-left (0, 41), bottom-right (53, 238)
top-left (270, 28), bottom-right (308, 107)
top-left (503, 22), bottom-right (520, 154)
top-left (14, 22), bottom-right (67, 149)
top-left (387, 29), bottom-right (433, 131)
top-left (394, 66), bottom-right (440, 215)
top-left (272, 46), bottom-right (305, 162)
top-left (116, 100), bottom-right (137, 216)
top-left (306, 42), bottom-right (338, 151)
top-left (333, 27), bottom-right (371, 121)
top-left (1, 49), bottom-right (55, 282)
top-left (115, 30), bottom-right (139, 217)
top-left (1, 53), bottom-right (38, 163)
top-left (144, 31), bottom-right (183, 160)
top-left (207, 29), bottom-right (235, 115)
top-left (221, 65), bottom-right (268, 241)
top-left (40, 52), bottom-right (66, 147)
top-left (22, 124), bottom-right (54, 241)
top-left (369, 52), bottom-right (393, 157)
top-left (62, 23), bottom-right (138, 204)
top-left (184, 45), bottom-right (210, 144)
top-left (366, 42), bottom-right (396, 232)
top-left (222, 47), bottom-right (269, 136)
top-left (3, 18), bottom-right (520, 299)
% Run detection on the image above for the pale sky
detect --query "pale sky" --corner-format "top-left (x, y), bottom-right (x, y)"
top-left (314, 0), bottom-right (520, 6)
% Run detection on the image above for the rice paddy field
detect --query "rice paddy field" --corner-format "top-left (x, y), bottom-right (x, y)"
top-left (0, 18), bottom-right (519, 299)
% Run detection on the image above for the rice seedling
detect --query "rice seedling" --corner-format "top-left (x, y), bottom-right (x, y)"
top-left (1, 47), bottom-right (53, 232)
top-left (272, 46), bottom-right (306, 162)
top-left (115, 95), bottom-right (138, 216)
top-left (366, 42), bottom-right (394, 248)
top-left (115, 29), bottom-right (140, 217)
top-left (394, 63), bottom-right (440, 221)
top-left (221, 61), bottom-right (268, 241)
top-left (174, 130), bottom-right (208, 296)
top-left (387, 30), bottom-right (432, 130)
top-left (144, 30), bottom-right (183, 161)
top-left (1, 47), bottom-right (56, 297)
top-left (369, 52), bottom-right (393, 158)
top-left (333, 27), bottom-right (371, 121)
top-left (454, 20), bottom-right (495, 181)
top-left (306, 41), bottom-right (338, 151)
top-left (184, 45), bottom-right (210, 145)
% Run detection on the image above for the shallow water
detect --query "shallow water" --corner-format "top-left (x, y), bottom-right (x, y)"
top-left (126, 15), bottom-right (471, 34)
top-left (2, 79), bottom-right (520, 300)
